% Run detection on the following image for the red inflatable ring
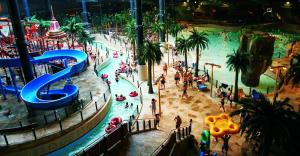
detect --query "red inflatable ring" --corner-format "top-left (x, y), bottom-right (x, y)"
top-left (105, 124), bottom-right (117, 133)
top-left (101, 74), bottom-right (108, 79)
top-left (129, 92), bottom-right (138, 97)
top-left (113, 51), bottom-right (118, 55)
top-left (116, 97), bottom-right (126, 101)
top-left (110, 117), bottom-right (123, 126)
top-left (113, 54), bottom-right (118, 58)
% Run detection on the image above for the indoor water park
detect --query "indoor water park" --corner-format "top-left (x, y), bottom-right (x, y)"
top-left (0, 0), bottom-right (300, 156)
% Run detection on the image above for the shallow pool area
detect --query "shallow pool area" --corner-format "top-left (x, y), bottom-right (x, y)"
top-left (172, 27), bottom-right (300, 93)
top-left (48, 50), bottom-right (140, 156)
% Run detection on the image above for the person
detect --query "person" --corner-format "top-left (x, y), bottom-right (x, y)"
top-left (216, 86), bottom-right (222, 97)
top-left (174, 115), bottom-right (182, 129)
top-left (174, 71), bottom-right (181, 86)
top-left (151, 98), bottom-right (157, 115)
top-left (188, 73), bottom-right (193, 87)
top-left (125, 102), bottom-right (129, 108)
top-left (221, 134), bottom-right (231, 155)
top-left (220, 96), bottom-right (226, 112)
top-left (160, 74), bottom-right (166, 89)
top-left (182, 82), bottom-right (188, 99)
top-left (163, 63), bottom-right (168, 75)
top-left (155, 114), bottom-right (160, 127)
top-left (227, 88), bottom-right (233, 108)
top-left (115, 76), bottom-right (119, 82)
top-left (130, 103), bottom-right (133, 107)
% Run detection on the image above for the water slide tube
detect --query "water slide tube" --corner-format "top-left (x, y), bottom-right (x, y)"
top-left (0, 49), bottom-right (87, 110)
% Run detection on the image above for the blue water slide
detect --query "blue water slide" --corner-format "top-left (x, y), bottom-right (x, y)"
top-left (20, 49), bottom-right (87, 110)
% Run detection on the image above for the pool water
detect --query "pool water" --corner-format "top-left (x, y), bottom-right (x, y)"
top-left (172, 27), bottom-right (300, 93)
top-left (48, 51), bottom-right (140, 155)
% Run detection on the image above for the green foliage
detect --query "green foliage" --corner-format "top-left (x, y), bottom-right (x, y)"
top-left (169, 23), bottom-right (183, 39)
top-left (78, 30), bottom-right (95, 46)
top-left (61, 17), bottom-right (84, 37)
top-left (230, 95), bottom-right (299, 155)
top-left (286, 54), bottom-right (300, 87)
top-left (124, 19), bottom-right (136, 43)
top-left (176, 36), bottom-right (190, 70)
top-left (226, 50), bottom-right (249, 73)
top-left (139, 40), bottom-right (163, 66)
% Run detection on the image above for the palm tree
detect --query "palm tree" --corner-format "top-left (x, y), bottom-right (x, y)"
top-left (124, 20), bottom-right (136, 59)
top-left (78, 30), bottom-right (95, 66)
top-left (150, 22), bottom-right (164, 42)
top-left (188, 28), bottom-right (209, 77)
top-left (230, 95), bottom-right (299, 156)
top-left (38, 19), bottom-right (51, 36)
top-left (139, 40), bottom-right (163, 93)
top-left (286, 54), bottom-right (300, 87)
top-left (176, 36), bottom-right (190, 71)
top-left (61, 17), bottom-right (84, 49)
top-left (226, 50), bottom-right (249, 102)
top-left (169, 23), bottom-right (183, 45)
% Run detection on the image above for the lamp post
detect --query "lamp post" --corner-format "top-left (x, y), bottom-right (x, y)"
top-left (204, 63), bottom-right (221, 97)
top-left (270, 65), bottom-right (287, 103)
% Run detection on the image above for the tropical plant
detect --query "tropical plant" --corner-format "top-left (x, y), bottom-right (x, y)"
top-left (226, 50), bottom-right (249, 101)
top-left (188, 28), bottom-right (209, 77)
top-left (61, 17), bottom-right (84, 48)
top-left (230, 95), bottom-right (299, 156)
top-left (286, 54), bottom-right (300, 87)
top-left (169, 23), bottom-right (183, 45)
top-left (176, 36), bottom-right (190, 70)
top-left (124, 20), bottom-right (136, 59)
top-left (150, 22), bottom-right (165, 42)
top-left (78, 30), bottom-right (95, 66)
top-left (139, 40), bottom-right (163, 93)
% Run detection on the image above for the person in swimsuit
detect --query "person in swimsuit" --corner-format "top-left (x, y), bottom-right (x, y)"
top-left (182, 82), bottom-right (188, 99)
top-left (163, 63), bottom-right (168, 75)
top-left (188, 73), bottom-right (193, 87)
top-left (174, 71), bottom-right (181, 85)
top-left (160, 74), bottom-right (166, 89)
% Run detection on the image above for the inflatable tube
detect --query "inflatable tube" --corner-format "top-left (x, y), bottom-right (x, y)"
top-left (116, 97), bottom-right (126, 101)
top-left (101, 74), bottom-right (108, 79)
top-left (113, 51), bottom-right (118, 55)
top-left (110, 117), bottom-right (123, 125)
top-left (105, 124), bottom-right (117, 134)
top-left (113, 55), bottom-right (118, 58)
top-left (129, 92), bottom-right (138, 97)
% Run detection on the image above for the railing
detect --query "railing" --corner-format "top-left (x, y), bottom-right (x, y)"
top-left (151, 121), bottom-right (193, 156)
top-left (0, 88), bottom-right (111, 147)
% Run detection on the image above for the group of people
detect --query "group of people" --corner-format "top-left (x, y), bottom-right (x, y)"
top-left (173, 69), bottom-right (194, 99)
top-left (216, 86), bottom-right (233, 112)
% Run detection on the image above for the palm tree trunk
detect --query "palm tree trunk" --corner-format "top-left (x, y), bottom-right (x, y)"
top-left (72, 35), bottom-right (75, 49)
top-left (148, 60), bottom-right (154, 93)
top-left (84, 42), bottom-right (90, 66)
top-left (184, 51), bottom-right (188, 71)
top-left (195, 46), bottom-right (199, 77)
top-left (234, 70), bottom-right (239, 101)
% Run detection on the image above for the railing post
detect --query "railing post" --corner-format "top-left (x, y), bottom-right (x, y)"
top-left (143, 120), bottom-right (146, 131)
top-left (148, 120), bottom-right (151, 129)
top-left (132, 75), bottom-right (134, 82)
top-left (186, 127), bottom-right (189, 135)
top-left (216, 80), bottom-right (218, 88)
top-left (81, 101), bottom-right (84, 109)
top-left (32, 128), bottom-right (37, 140)
top-left (249, 87), bottom-right (252, 96)
top-left (129, 121), bottom-right (132, 133)
top-left (95, 101), bottom-right (98, 110)
top-left (90, 91), bottom-right (93, 100)
top-left (19, 121), bottom-right (23, 128)
top-left (80, 110), bottom-right (83, 121)
top-left (136, 120), bottom-right (139, 132)
top-left (177, 129), bottom-right (181, 140)
top-left (189, 119), bottom-right (192, 133)
top-left (54, 110), bottom-right (58, 121)
top-left (154, 119), bottom-right (157, 129)
top-left (3, 134), bottom-right (9, 146)
top-left (182, 128), bottom-right (185, 138)
top-left (64, 107), bottom-right (68, 117)
top-left (136, 105), bottom-right (139, 114)
top-left (59, 120), bottom-right (63, 132)
top-left (103, 93), bottom-right (106, 102)
top-left (44, 115), bottom-right (48, 125)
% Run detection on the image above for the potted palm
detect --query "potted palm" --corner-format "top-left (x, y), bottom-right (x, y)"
top-left (61, 17), bottom-right (84, 49)
top-left (139, 40), bottom-right (163, 93)
top-left (226, 50), bottom-right (249, 102)
top-left (78, 30), bottom-right (95, 66)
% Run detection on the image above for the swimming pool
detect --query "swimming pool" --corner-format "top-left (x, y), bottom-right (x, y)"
top-left (48, 48), bottom-right (140, 156)
top-left (171, 27), bottom-right (300, 93)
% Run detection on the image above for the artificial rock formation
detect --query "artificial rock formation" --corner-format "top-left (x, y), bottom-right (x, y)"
top-left (239, 31), bottom-right (275, 87)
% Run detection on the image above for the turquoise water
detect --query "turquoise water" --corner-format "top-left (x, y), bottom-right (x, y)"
top-left (173, 27), bottom-right (300, 93)
top-left (48, 52), bottom-right (140, 155)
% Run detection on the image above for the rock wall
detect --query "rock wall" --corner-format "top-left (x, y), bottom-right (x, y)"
top-left (239, 31), bottom-right (275, 87)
